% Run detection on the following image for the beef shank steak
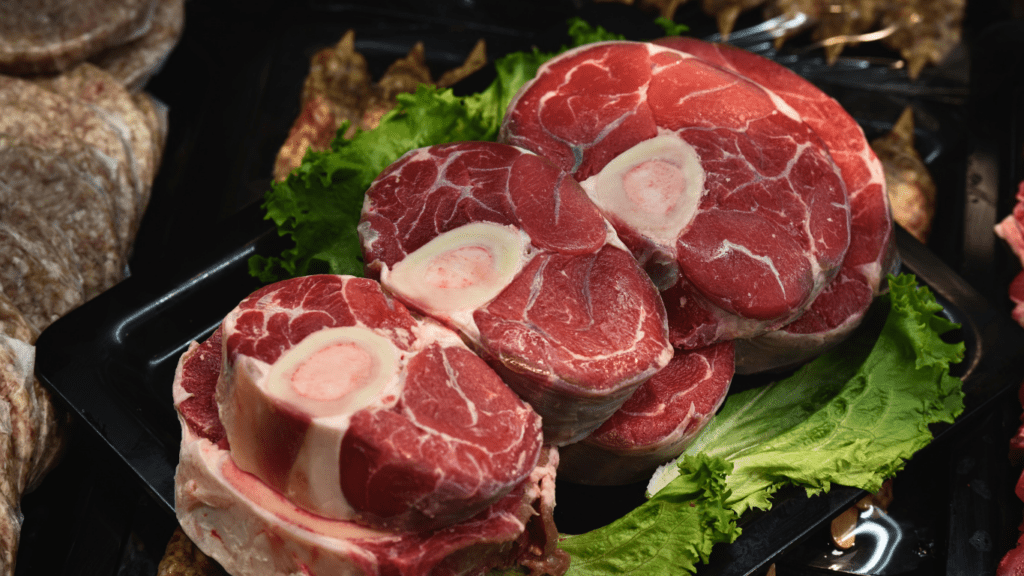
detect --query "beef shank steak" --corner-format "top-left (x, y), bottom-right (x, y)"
top-left (359, 141), bottom-right (672, 446)
top-left (500, 41), bottom-right (852, 350)
top-left (174, 275), bottom-right (566, 575)
top-left (558, 340), bottom-right (735, 485)
top-left (652, 37), bottom-right (894, 373)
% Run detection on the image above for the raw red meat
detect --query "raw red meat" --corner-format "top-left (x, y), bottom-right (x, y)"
top-left (999, 382), bottom-right (1024, 576)
top-left (652, 37), bottom-right (894, 373)
top-left (218, 275), bottom-right (543, 532)
top-left (500, 41), bottom-right (851, 349)
top-left (359, 141), bottom-right (672, 446)
top-left (995, 182), bottom-right (1024, 327)
top-left (558, 340), bottom-right (735, 485)
top-left (997, 182), bottom-right (1024, 576)
top-left (173, 275), bottom-right (567, 576)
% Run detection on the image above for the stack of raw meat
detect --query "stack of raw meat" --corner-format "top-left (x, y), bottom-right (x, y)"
top-left (172, 37), bottom-right (895, 576)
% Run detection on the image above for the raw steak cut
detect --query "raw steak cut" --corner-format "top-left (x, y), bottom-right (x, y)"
top-left (359, 141), bottom-right (672, 446)
top-left (652, 37), bottom-right (894, 373)
top-left (558, 340), bottom-right (734, 485)
top-left (173, 313), bottom-right (569, 576)
top-left (500, 41), bottom-right (852, 349)
top-left (209, 274), bottom-right (544, 534)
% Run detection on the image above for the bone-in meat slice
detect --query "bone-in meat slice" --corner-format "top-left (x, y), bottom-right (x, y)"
top-left (214, 274), bottom-right (543, 532)
top-left (501, 40), bottom-right (851, 349)
top-left (651, 37), bottom-right (893, 373)
top-left (174, 283), bottom-right (567, 575)
top-left (359, 141), bottom-right (672, 445)
top-left (559, 341), bottom-right (735, 485)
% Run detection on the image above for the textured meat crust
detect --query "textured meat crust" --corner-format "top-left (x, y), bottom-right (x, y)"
top-left (0, 329), bottom-right (68, 574)
top-left (0, 395), bottom-right (19, 576)
top-left (0, 198), bottom-right (85, 334)
top-left (40, 63), bottom-right (159, 203)
top-left (0, 75), bottom-right (139, 246)
top-left (0, 0), bottom-right (159, 75)
top-left (88, 0), bottom-right (185, 91)
top-left (0, 294), bottom-right (35, 345)
top-left (0, 142), bottom-right (123, 301)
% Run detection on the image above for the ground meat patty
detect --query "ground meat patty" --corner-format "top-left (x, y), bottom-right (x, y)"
top-left (0, 394), bottom-right (18, 576)
top-left (0, 198), bottom-right (85, 334)
top-left (0, 0), bottom-right (158, 75)
top-left (0, 142), bottom-right (123, 300)
top-left (0, 329), bottom-right (67, 573)
top-left (131, 92), bottom-right (169, 176)
top-left (89, 0), bottom-right (185, 91)
top-left (0, 75), bottom-right (139, 247)
top-left (0, 293), bottom-right (35, 345)
top-left (41, 63), bottom-right (158, 198)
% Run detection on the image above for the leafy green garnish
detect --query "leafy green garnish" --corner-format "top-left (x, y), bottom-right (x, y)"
top-left (560, 454), bottom-right (740, 576)
top-left (678, 274), bottom-right (964, 515)
top-left (563, 274), bottom-right (964, 576)
top-left (654, 16), bottom-right (690, 36)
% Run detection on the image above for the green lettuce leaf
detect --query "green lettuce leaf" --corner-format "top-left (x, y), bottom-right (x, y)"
top-left (561, 274), bottom-right (965, 576)
top-left (688, 274), bottom-right (964, 514)
top-left (560, 454), bottom-right (740, 576)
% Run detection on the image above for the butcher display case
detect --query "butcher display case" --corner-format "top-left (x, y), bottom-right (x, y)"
top-left (21, 0), bottom-right (1024, 575)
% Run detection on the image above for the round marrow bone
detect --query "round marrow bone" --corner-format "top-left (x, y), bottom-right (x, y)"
top-left (173, 322), bottom-right (566, 576)
top-left (215, 275), bottom-right (543, 532)
top-left (381, 221), bottom-right (533, 340)
top-left (582, 133), bottom-right (704, 253)
top-left (219, 326), bottom-right (402, 520)
top-left (500, 41), bottom-right (852, 348)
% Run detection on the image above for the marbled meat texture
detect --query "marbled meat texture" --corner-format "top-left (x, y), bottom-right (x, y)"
top-left (558, 340), bottom-right (735, 485)
top-left (500, 41), bottom-right (852, 349)
top-left (215, 274), bottom-right (543, 533)
top-left (359, 141), bottom-right (673, 446)
top-left (173, 303), bottom-right (568, 576)
top-left (653, 37), bottom-right (893, 373)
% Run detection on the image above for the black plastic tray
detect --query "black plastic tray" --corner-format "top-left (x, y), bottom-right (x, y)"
top-left (28, 1), bottom-right (1024, 575)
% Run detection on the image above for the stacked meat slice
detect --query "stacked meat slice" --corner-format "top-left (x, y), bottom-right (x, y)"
top-left (650, 37), bottom-right (895, 374)
top-left (359, 141), bottom-right (674, 446)
top-left (174, 275), bottom-right (568, 576)
top-left (498, 38), bottom-right (891, 482)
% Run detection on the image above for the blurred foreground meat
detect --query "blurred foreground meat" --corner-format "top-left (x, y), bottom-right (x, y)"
top-left (996, 182), bottom-right (1024, 576)
top-left (994, 182), bottom-right (1024, 327)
